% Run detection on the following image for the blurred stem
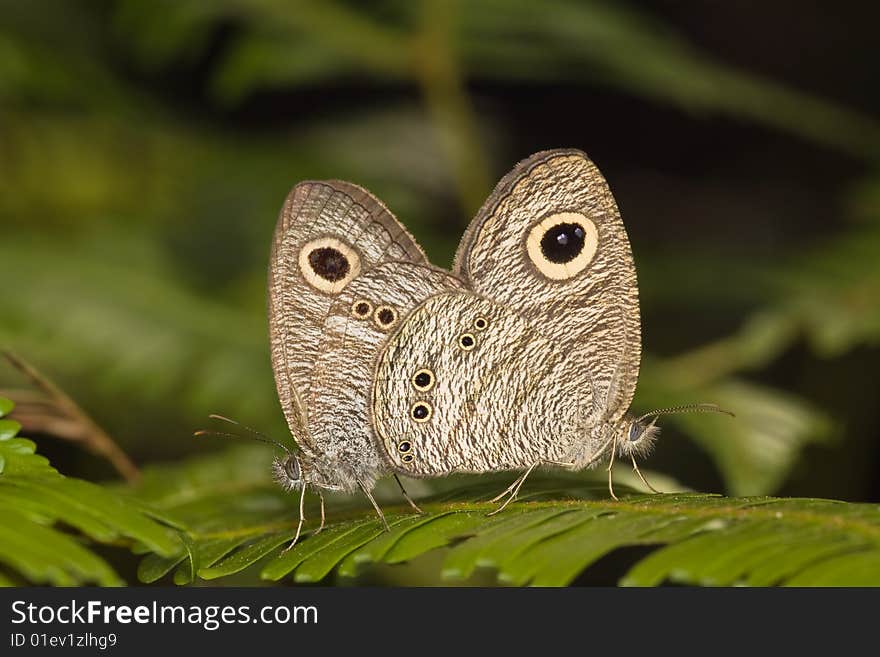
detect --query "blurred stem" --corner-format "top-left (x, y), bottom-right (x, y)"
top-left (2, 351), bottom-right (141, 483)
top-left (412, 0), bottom-right (492, 217)
top-left (261, 0), bottom-right (409, 74)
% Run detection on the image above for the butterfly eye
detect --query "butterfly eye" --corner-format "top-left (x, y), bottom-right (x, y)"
top-left (526, 212), bottom-right (598, 280)
top-left (298, 236), bottom-right (361, 294)
top-left (474, 317), bottom-right (489, 331)
top-left (458, 333), bottom-right (476, 351)
top-left (412, 368), bottom-right (435, 392)
top-left (351, 299), bottom-right (373, 319)
top-left (410, 401), bottom-right (433, 422)
top-left (628, 423), bottom-right (643, 442)
top-left (374, 305), bottom-right (399, 330)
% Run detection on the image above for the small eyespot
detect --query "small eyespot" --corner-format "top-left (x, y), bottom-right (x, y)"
top-left (412, 368), bottom-right (435, 392)
top-left (298, 236), bottom-right (361, 294)
top-left (351, 300), bottom-right (373, 318)
top-left (525, 212), bottom-right (598, 281)
top-left (374, 305), bottom-right (399, 330)
top-left (458, 333), bottom-right (476, 351)
top-left (411, 401), bottom-right (432, 423)
top-left (474, 317), bottom-right (488, 331)
top-left (397, 440), bottom-right (412, 453)
top-left (402, 453), bottom-right (414, 463)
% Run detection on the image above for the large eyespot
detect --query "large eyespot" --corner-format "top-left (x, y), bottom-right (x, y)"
top-left (351, 299), bottom-right (373, 319)
top-left (526, 212), bottom-right (598, 280)
top-left (458, 333), bottom-right (476, 351)
top-left (299, 237), bottom-right (361, 294)
top-left (412, 368), bottom-right (435, 392)
top-left (373, 305), bottom-right (399, 330)
top-left (410, 401), bottom-right (432, 423)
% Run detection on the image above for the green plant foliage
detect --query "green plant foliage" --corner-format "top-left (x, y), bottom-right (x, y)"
top-left (112, 0), bottom-right (880, 157)
top-left (127, 444), bottom-right (880, 587)
top-left (0, 398), bottom-right (180, 585)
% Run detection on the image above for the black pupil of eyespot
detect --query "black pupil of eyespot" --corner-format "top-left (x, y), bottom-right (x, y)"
top-left (461, 335), bottom-right (474, 347)
top-left (476, 319), bottom-right (486, 328)
top-left (356, 303), bottom-right (369, 315)
top-left (413, 405), bottom-right (429, 419)
top-left (399, 441), bottom-right (411, 451)
top-left (308, 247), bottom-right (350, 281)
top-left (378, 308), bottom-right (394, 324)
top-left (415, 372), bottom-right (431, 387)
top-left (540, 222), bottom-right (586, 264)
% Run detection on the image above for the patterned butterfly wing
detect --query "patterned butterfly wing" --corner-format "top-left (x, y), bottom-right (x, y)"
top-left (454, 149), bottom-right (641, 428)
top-left (373, 150), bottom-right (641, 476)
top-left (308, 262), bottom-right (464, 487)
top-left (373, 291), bottom-right (582, 476)
top-left (268, 180), bottom-right (428, 452)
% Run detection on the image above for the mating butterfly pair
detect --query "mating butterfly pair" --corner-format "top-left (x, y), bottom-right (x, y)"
top-left (210, 149), bottom-right (727, 547)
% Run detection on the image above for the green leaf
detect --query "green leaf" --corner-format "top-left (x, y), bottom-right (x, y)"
top-left (0, 419), bottom-right (21, 441)
top-left (0, 509), bottom-right (124, 586)
top-left (127, 445), bottom-right (880, 587)
top-left (0, 398), bottom-right (181, 585)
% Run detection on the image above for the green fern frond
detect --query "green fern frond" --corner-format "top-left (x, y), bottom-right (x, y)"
top-left (0, 398), bottom-right (180, 585)
top-left (129, 444), bottom-right (880, 587)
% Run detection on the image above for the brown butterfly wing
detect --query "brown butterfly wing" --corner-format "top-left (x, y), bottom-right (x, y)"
top-left (453, 149), bottom-right (641, 426)
top-left (268, 180), bottom-right (428, 450)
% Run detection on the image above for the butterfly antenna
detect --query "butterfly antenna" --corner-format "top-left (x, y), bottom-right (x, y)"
top-left (208, 414), bottom-right (276, 441)
top-left (195, 416), bottom-right (293, 456)
top-left (636, 403), bottom-right (735, 423)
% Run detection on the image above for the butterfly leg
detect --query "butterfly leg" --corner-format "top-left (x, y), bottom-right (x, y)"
top-left (315, 490), bottom-right (326, 534)
top-left (607, 440), bottom-right (619, 501)
top-left (487, 461), bottom-right (540, 516)
top-left (393, 474), bottom-right (423, 514)
top-left (282, 484), bottom-right (308, 553)
top-left (488, 472), bottom-right (526, 504)
top-left (630, 454), bottom-right (662, 494)
top-left (358, 480), bottom-right (391, 532)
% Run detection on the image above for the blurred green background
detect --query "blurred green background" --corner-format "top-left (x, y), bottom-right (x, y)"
top-left (1, 0), bottom-right (879, 508)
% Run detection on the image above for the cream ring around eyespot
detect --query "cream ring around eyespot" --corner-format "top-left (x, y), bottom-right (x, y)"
top-left (373, 305), bottom-right (399, 330)
top-left (351, 299), bottom-right (373, 319)
top-left (411, 368), bottom-right (435, 392)
top-left (298, 236), bottom-right (361, 294)
top-left (410, 401), bottom-right (433, 423)
top-left (525, 212), bottom-right (598, 281)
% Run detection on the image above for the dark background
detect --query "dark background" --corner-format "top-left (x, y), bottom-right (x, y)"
top-left (1, 1), bottom-right (879, 510)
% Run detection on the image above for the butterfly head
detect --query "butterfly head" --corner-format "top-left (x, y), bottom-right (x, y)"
top-left (616, 403), bottom-right (735, 460)
top-left (272, 453), bottom-right (303, 491)
top-left (618, 417), bottom-right (661, 458)
top-left (273, 448), bottom-right (351, 492)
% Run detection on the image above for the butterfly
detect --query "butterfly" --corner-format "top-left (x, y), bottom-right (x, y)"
top-left (258, 149), bottom-right (729, 546)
